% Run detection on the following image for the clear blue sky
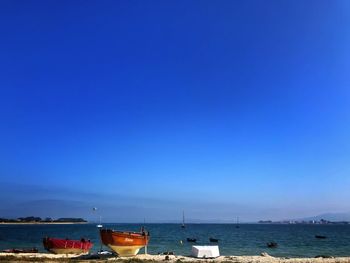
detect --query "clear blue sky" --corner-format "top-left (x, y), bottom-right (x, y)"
top-left (0, 0), bottom-right (349, 222)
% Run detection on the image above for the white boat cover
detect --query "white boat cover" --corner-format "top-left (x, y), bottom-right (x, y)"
top-left (191, 245), bottom-right (220, 258)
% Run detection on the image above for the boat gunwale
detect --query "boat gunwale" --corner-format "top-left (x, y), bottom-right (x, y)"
top-left (101, 229), bottom-right (150, 238)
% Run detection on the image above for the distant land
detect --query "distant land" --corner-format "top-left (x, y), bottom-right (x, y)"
top-left (259, 212), bottom-right (350, 225)
top-left (298, 212), bottom-right (350, 222)
top-left (0, 216), bottom-right (87, 224)
top-left (258, 219), bottom-right (349, 225)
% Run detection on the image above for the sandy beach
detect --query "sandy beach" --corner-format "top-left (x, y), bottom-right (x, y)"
top-left (1, 253), bottom-right (350, 263)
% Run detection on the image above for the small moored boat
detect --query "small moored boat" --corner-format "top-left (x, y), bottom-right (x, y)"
top-left (315, 235), bottom-right (327, 239)
top-left (43, 237), bottom-right (93, 254)
top-left (100, 228), bottom-right (150, 257)
top-left (209, 237), bottom-right (219, 242)
top-left (186, 238), bottom-right (197, 242)
top-left (267, 242), bottom-right (278, 248)
top-left (181, 211), bottom-right (186, 228)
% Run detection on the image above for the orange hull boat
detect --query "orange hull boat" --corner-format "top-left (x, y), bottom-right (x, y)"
top-left (100, 228), bottom-right (150, 256)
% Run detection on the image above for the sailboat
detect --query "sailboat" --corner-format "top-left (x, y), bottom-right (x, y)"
top-left (236, 216), bottom-right (240, 228)
top-left (93, 207), bottom-right (103, 228)
top-left (181, 211), bottom-right (185, 228)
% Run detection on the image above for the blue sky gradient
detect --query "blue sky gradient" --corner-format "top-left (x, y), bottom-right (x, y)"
top-left (1, 0), bottom-right (350, 222)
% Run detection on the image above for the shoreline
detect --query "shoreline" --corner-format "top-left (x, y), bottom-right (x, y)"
top-left (1, 253), bottom-right (350, 262)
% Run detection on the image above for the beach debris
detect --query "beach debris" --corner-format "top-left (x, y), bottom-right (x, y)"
top-left (165, 255), bottom-right (170, 260)
top-left (75, 251), bottom-right (116, 260)
top-left (260, 252), bottom-right (270, 257)
top-left (191, 245), bottom-right (220, 258)
top-left (315, 255), bottom-right (334, 258)
top-left (97, 250), bottom-right (115, 259)
top-left (162, 251), bottom-right (175, 255)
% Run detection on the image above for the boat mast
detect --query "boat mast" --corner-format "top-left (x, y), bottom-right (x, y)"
top-left (143, 217), bottom-right (148, 254)
top-left (93, 207), bottom-right (103, 251)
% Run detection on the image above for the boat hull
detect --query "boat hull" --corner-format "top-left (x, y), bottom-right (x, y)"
top-left (107, 244), bottom-right (143, 256)
top-left (48, 248), bottom-right (90, 254)
top-left (100, 229), bottom-right (149, 257)
top-left (43, 237), bottom-right (93, 255)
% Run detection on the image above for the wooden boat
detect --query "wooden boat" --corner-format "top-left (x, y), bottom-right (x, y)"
top-left (100, 228), bottom-right (150, 257)
top-left (43, 237), bottom-right (93, 254)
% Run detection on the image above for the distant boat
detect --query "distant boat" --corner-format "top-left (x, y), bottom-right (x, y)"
top-left (186, 238), bottom-right (197, 242)
top-left (97, 215), bottom-right (103, 228)
top-left (315, 235), bottom-right (327, 239)
top-left (100, 228), bottom-right (150, 257)
top-left (181, 210), bottom-right (185, 228)
top-left (209, 237), bottom-right (219, 242)
top-left (267, 242), bottom-right (278, 248)
top-left (236, 216), bottom-right (240, 228)
top-left (43, 237), bottom-right (93, 254)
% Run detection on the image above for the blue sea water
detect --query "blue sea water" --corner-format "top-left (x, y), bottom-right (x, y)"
top-left (0, 223), bottom-right (349, 258)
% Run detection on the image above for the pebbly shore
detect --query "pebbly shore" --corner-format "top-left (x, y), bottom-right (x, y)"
top-left (1, 253), bottom-right (350, 263)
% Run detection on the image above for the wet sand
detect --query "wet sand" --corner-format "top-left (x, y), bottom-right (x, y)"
top-left (1, 253), bottom-right (350, 262)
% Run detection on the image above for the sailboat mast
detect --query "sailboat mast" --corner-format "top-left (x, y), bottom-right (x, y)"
top-left (181, 210), bottom-right (185, 228)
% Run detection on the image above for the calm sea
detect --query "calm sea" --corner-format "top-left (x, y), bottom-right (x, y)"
top-left (0, 223), bottom-right (349, 258)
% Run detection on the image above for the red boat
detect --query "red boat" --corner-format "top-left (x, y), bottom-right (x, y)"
top-left (43, 237), bottom-right (93, 254)
top-left (100, 228), bottom-right (150, 256)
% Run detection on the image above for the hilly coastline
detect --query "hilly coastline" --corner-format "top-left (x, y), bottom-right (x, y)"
top-left (0, 216), bottom-right (87, 224)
